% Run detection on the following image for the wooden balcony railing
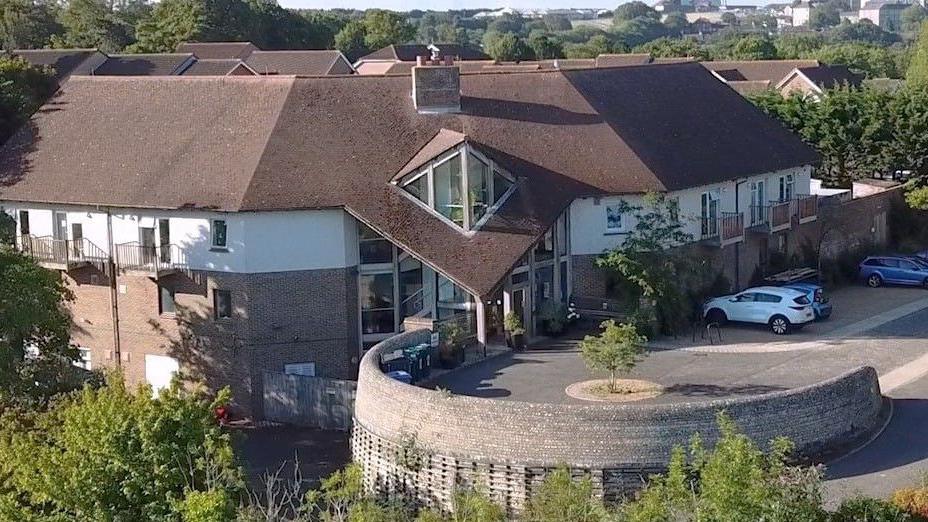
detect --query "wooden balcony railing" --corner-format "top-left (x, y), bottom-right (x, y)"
top-left (796, 194), bottom-right (818, 223)
top-left (115, 242), bottom-right (187, 276)
top-left (18, 235), bottom-right (108, 270)
top-left (769, 200), bottom-right (792, 232)
top-left (719, 212), bottom-right (745, 245)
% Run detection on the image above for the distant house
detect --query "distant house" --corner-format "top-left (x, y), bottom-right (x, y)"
top-left (93, 53), bottom-right (197, 76)
top-left (858, 0), bottom-right (908, 30)
top-left (11, 49), bottom-right (107, 86)
top-left (355, 43), bottom-right (490, 75)
top-left (245, 50), bottom-right (354, 76)
top-left (777, 65), bottom-right (864, 99)
top-left (791, 1), bottom-right (813, 26)
top-left (703, 59), bottom-right (820, 93)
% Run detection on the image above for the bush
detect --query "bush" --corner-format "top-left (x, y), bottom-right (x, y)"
top-left (832, 496), bottom-right (913, 521)
top-left (537, 300), bottom-right (568, 335)
top-left (522, 467), bottom-right (610, 522)
top-left (893, 487), bottom-right (928, 519)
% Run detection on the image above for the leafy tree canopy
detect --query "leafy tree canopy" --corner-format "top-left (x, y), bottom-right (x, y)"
top-left (0, 55), bottom-right (56, 145)
top-left (908, 20), bottom-right (928, 88)
top-left (483, 30), bottom-right (530, 61)
top-left (613, 1), bottom-right (659, 24)
top-left (0, 0), bottom-right (62, 49)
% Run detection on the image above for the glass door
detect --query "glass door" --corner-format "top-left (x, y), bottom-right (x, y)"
top-left (71, 223), bottom-right (83, 257)
top-left (139, 227), bottom-right (156, 267)
top-left (53, 212), bottom-right (68, 261)
top-left (158, 219), bottom-right (171, 264)
top-left (750, 181), bottom-right (765, 225)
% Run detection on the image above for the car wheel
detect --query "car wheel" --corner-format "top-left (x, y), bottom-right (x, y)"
top-left (769, 315), bottom-right (791, 335)
top-left (867, 274), bottom-right (883, 288)
top-left (706, 308), bottom-right (727, 325)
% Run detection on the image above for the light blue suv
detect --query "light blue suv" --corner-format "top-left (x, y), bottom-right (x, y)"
top-left (859, 256), bottom-right (928, 289)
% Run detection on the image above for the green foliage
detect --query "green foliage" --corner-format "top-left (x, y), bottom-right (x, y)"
top-left (0, 375), bottom-right (242, 520)
top-left (563, 33), bottom-right (618, 58)
top-left (810, 3), bottom-right (841, 29)
top-left (0, 246), bottom-right (88, 407)
top-left (907, 186), bottom-right (928, 210)
top-left (718, 34), bottom-right (778, 60)
top-left (503, 311), bottom-right (525, 336)
top-left (828, 20), bottom-right (900, 46)
top-left (579, 320), bottom-right (647, 393)
top-left (613, 1), bottom-right (659, 24)
top-left (0, 55), bottom-right (57, 145)
top-left (812, 42), bottom-right (900, 78)
top-left (50, 0), bottom-right (133, 52)
top-left (624, 412), bottom-right (827, 522)
top-left (635, 36), bottom-right (707, 59)
top-left (892, 486), bottom-right (928, 519)
top-left (775, 32), bottom-right (825, 58)
top-left (832, 496), bottom-right (912, 521)
top-left (613, 16), bottom-right (668, 48)
top-left (483, 31), bottom-right (530, 61)
top-left (416, 488), bottom-right (506, 522)
top-left (334, 19), bottom-right (370, 62)
top-left (537, 300), bottom-right (568, 335)
top-left (528, 32), bottom-right (563, 59)
top-left (361, 9), bottom-right (415, 51)
top-left (0, 0), bottom-right (62, 49)
top-left (130, 0), bottom-right (204, 53)
top-left (543, 13), bottom-right (573, 32)
top-left (902, 5), bottom-right (928, 36)
top-left (596, 192), bottom-right (726, 335)
top-left (662, 12), bottom-right (688, 35)
top-left (522, 467), bottom-right (609, 522)
top-left (908, 21), bottom-right (928, 88)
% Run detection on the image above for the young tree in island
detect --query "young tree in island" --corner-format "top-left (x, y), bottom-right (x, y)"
top-left (579, 320), bottom-right (647, 394)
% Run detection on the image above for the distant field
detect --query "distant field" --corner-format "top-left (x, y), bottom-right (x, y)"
top-left (571, 18), bottom-right (613, 29)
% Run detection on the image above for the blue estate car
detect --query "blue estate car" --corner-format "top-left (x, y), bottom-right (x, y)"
top-left (784, 282), bottom-right (832, 320)
top-left (859, 255), bottom-right (928, 289)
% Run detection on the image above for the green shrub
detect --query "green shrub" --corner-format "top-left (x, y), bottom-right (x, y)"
top-left (538, 300), bottom-right (568, 335)
top-left (522, 467), bottom-right (610, 522)
top-left (893, 487), bottom-right (928, 519)
top-left (832, 496), bottom-right (912, 521)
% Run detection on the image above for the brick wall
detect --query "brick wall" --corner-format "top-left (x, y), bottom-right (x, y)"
top-left (353, 333), bottom-right (884, 513)
top-left (65, 265), bottom-right (359, 417)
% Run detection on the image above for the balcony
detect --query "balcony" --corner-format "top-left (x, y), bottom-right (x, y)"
top-left (700, 212), bottom-right (745, 247)
top-left (115, 242), bottom-right (188, 277)
top-left (748, 200), bottom-right (792, 234)
top-left (18, 235), bottom-right (108, 271)
top-left (796, 194), bottom-right (818, 224)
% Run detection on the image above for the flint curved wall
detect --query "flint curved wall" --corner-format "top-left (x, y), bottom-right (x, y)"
top-left (352, 329), bottom-right (884, 512)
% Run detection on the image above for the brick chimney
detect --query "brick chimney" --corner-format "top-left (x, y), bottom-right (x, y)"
top-left (412, 55), bottom-right (460, 114)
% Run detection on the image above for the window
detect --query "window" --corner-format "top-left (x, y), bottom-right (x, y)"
top-left (213, 289), bottom-right (232, 319)
top-left (863, 258), bottom-right (882, 267)
top-left (779, 174), bottom-right (795, 202)
top-left (284, 362), bottom-right (316, 377)
top-left (556, 214), bottom-right (568, 257)
top-left (359, 223), bottom-right (393, 264)
top-left (158, 285), bottom-right (176, 315)
top-left (75, 348), bottom-right (91, 371)
top-left (755, 293), bottom-right (782, 303)
top-left (18, 210), bottom-right (28, 236)
top-left (360, 273), bottom-right (395, 334)
top-left (734, 293), bottom-right (756, 302)
top-left (534, 229), bottom-right (554, 263)
top-left (211, 219), bottom-right (227, 249)
top-left (899, 260), bottom-right (917, 270)
top-left (397, 144), bottom-right (515, 231)
top-left (605, 204), bottom-right (623, 233)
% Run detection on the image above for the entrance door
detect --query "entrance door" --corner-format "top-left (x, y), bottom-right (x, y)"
top-left (71, 223), bottom-right (83, 257)
top-left (750, 181), bottom-right (765, 225)
top-left (139, 227), bottom-right (156, 266)
top-left (511, 287), bottom-right (530, 337)
top-left (158, 219), bottom-right (171, 263)
top-left (53, 212), bottom-right (68, 261)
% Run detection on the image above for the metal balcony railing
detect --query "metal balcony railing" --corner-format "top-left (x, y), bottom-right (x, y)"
top-left (18, 235), bottom-right (108, 270)
top-left (115, 242), bottom-right (188, 275)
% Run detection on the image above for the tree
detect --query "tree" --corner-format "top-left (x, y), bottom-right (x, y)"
top-left (635, 36), bottom-right (707, 59)
top-left (613, 1), bottom-right (659, 24)
top-left (902, 4), bottom-right (928, 35)
top-left (623, 413), bottom-right (826, 522)
top-left (563, 34), bottom-right (620, 58)
top-left (720, 12), bottom-right (738, 26)
top-left (362, 9), bottom-right (415, 51)
top-left (613, 15), bottom-right (668, 48)
top-left (522, 467), bottom-right (609, 522)
top-left (809, 2), bottom-right (841, 29)
top-left (334, 19), bottom-right (369, 61)
top-left (908, 21), bottom-right (928, 88)
top-left (528, 32), bottom-right (563, 59)
top-left (662, 12), bottom-right (689, 35)
top-left (0, 0), bottom-right (62, 49)
top-left (775, 32), bottom-right (825, 59)
top-left (487, 13), bottom-right (525, 35)
top-left (728, 34), bottom-right (777, 60)
top-left (129, 0), bottom-right (203, 53)
top-left (543, 13), bottom-right (573, 31)
top-left (0, 376), bottom-right (242, 520)
top-left (579, 320), bottom-right (647, 393)
top-left (51, 0), bottom-right (132, 52)
top-left (483, 31), bottom-right (529, 61)
top-left (0, 55), bottom-right (56, 144)
top-left (813, 42), bottom-right (899, 78)
top-left (828, 19), bottom-right (899, 46)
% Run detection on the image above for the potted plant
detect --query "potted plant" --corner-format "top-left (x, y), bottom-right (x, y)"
top-left (504, 312), bottom-right (526, 352)
top-left (438, 322), bottom-right (464, 369)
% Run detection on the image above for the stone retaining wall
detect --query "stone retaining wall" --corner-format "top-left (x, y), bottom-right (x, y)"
top-left (352, 329), bottom-right (883, 512)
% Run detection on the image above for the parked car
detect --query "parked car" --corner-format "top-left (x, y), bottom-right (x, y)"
top-left (859, 256), bottom-right (928, 289)
top-left (784, 282), bottom-right (832, 320)
top-left (703, 286), bottom-right (815, 335)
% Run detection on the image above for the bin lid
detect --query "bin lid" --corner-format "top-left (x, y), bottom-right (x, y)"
top-left (386, 370), bottom-right (412, 379)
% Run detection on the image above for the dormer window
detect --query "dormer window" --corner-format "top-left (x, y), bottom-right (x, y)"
top-left (396, 144), bottom-right (515, 232)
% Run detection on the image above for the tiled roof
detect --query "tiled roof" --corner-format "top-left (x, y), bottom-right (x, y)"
top-left (12, 49), bottom-right (102, 83)
top-left (182, 59), bottom-right (254, 76)
top-left (0, 64), bottom-right (819, 296)
top-left (93, 54), bottom-right (194, 76)
top-left (175, 42), bottom-right (258, 60)
top-left (794, 65), bottom-right (864, 89)
top-left (703, 59), bottom-right (820, 83)
top-left (360, 44), bottom-right (490, 62)
top-left (244, 50), bottom-right (353, 75)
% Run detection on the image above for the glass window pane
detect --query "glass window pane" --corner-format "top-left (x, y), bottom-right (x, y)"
top-left (556, 216), bottom-right (567, 257)
top-left (560, 260), bottom-right (568, 301)
top-left (493, 171), bottom-right (512, 205)
top-left (468, 153), bottom-right (491, 225)
top-left (535, 265), bottom-right (554, 303)
top-left (399, 256), bottom-right (423, 318)
top-left (534, 229), bottom-right (554, 263)
top-left (362, 310), bottom-right (395, 334)
top-left (433, 154), bottom-right (464, 226)
top-left (360, 240), bottom-right (392, 264)
top-left (403, 172), bottom-right (429, 204)
top-left (214, 290), bottom-right (231, 319)
top-left (211, 220), bottom-right (227, 248)
top-left (360, 273), bottom-right (394, 310)
top-left (159, 286), bottom-right (175, 315)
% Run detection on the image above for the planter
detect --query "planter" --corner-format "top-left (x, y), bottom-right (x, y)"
top-left (511, 333), bottom-right (526, 352)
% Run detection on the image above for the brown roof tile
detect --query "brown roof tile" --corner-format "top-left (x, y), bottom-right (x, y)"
top-left (703, 59), bottom-right (820, 83)
top-left (245, 50), bottom-right (352, 76)
top-left (94, 54), bottom-right (195, 76)
top-left (12, 49), bottom-right (103, 84)
top-left (182, 59), bottom-right (255, 76)
top-left (175, 42), bottom-right (258, 60)
top-left (595, 54), bottom-right (652, 67)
